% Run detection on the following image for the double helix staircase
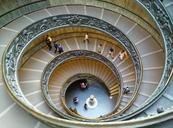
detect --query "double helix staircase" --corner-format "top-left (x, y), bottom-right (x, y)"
top-left (0, 0), bottom-right (173, 128)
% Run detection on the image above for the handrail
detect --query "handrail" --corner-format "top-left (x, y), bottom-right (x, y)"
top-left (60, 97), bottom-right (84, 118)
top-left (20, 30), bottom-right (123, 66)
top-left (107, 0), bottom-right (173, 121)
top-left (1, 1), bottom-right (173, 128)
top-left (0, 0), bottom-right (161, 48)
top-left (60, 73), bottom-right (118, 119)
top-left (61, 73), bottom-right (112, 98)
top-left (2, 14), bottom-right (142, 127)
top-left (41, 50), bottom-right (122, 121)
top-left (18, 30), bottom-right (138, 119)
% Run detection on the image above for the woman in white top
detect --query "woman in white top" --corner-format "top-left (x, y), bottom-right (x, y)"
top-left (83, 33), bottom-right (89, 43)
top-left (119, 50), bottom-right (127, 60)
top-left (46, 35), bottom-right (53, 51)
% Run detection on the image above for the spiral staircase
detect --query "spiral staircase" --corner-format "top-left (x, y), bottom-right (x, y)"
top-left (0, 0), bottom-right (173, 128)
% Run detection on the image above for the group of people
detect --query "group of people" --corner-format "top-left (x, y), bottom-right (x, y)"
top-left (72, 94), bottom-right (97, 111)
top-left (72, 97), bottom-right (88, 110)
top-left (46, 34), bottom-right (127, 61)
top-left (123, 87), bottom-right (130, 94)
top-left (71, 81), bottom-right (89, 111)
top-left (96, 44), bottom-right (127, 61)
top-left (45, 35), bottom-right (64, 54)
top-left (83, 34), bottom-right (127, 61)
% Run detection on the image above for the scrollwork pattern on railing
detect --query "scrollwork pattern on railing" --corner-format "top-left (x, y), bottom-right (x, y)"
top-left (41, 50), bottom-right (121, 120)
top-left (2, 2), bottom-right (173, 127)
top-left (139, 0), bottom-right (173, 101)
top-left (111, 0), bottom-right (173, 120)
top-left (3, 14), bottom-right (142, 121)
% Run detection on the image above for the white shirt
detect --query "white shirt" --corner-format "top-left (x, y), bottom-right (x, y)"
top-left (48, 36), bottom-right (52, 42)
top-left (84, 34), bottom-right (88, 40)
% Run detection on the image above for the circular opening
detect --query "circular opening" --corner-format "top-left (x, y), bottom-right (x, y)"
top-left (45, 53), bottom-right (122, 120)
top-left (65, 75), bottom-right (118, 118)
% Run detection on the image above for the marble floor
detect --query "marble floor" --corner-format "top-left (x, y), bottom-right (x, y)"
top-left (65, 79), bottom-right (116, 118)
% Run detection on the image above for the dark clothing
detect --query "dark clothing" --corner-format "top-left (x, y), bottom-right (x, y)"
top-left (80, 82), bottom-right (87, 89)
top-left (46, 37), bottom-right (52, 51)
top-left (54, 43), bottom-right (58, 53)
top-left (157, 107), bottom-right (164, 113)
top-left (58, 46), bottom-right (64, 54)
top-left (84, 103), bottom-right (87, 110)
top-left (46, 41), bottom-right (52, 51)
top-left (110, 48), bottom-right (114, 52)
top-left (123, 87), bottom-right (130, 94)
top-left (54, 43), bottom-right (64, 54)
top-left (73, 97), bottom-right (79, 104)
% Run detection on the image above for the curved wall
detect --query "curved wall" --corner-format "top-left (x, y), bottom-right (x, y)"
top-left (0, 0), bottom-right (172, 127)
top-left (0, 0), bottom-right (161, 46)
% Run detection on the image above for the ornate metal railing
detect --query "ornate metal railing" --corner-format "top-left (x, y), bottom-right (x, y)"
top-left (1, 0), bottom-right (173, 127)
top-left (106, 0), bottom-right (173, 121)
top-left (61, 73), bottom-right (111, 97)
top-left (60, 73), bottom-right (119, 119)
top-left (137, 0), bottom-right (172, 102)
top-left (16, 30), bottom-right (139, 119)
top-left (18, 30), bottom-right (139, 120)
top-left (20, 31), bottom-right (121, 66)
top-left (2, 14), bottom-right (143, 126)
top-left (41, 50), bottom-right (122, 121)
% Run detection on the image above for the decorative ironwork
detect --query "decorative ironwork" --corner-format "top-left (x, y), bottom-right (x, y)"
top-left (2, 1), bottom-right (173, 127)
top-left (3, 14), bottom-right (142, 122)
top-left (3, 14), bottom-right (141, 102)
top-left (139, 0), bottom-right (173, 106)
top-left (109, 0), bottom-right (173, 120)
top-left (41, 50), bottom-right (122, 120)
top-left (61, 73), bottom-right (111, 97)
top-left (60, 73), bottom-right (119, 117)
